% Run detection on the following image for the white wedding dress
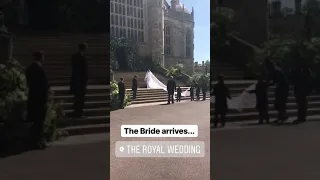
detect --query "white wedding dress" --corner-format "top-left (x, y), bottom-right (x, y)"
top-left (144, 70), bottom-right (190, 97)
top-left (211, 83), bottom-right (256, 112)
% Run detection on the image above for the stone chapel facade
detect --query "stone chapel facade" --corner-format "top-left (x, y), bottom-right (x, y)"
top-left (110, 0), bottom-right (195, 74)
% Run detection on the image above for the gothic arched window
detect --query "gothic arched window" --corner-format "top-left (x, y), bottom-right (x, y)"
top-left (186, 31), bottom-right (192, 57)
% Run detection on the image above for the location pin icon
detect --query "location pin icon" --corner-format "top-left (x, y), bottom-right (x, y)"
top-left (119, 146), bottom-right (124, 152)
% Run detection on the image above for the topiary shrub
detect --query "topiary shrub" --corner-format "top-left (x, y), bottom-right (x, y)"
top-left (110, 81), bottom-right (130, 110)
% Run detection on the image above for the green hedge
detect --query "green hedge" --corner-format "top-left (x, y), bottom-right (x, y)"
top-left (110, 81), bottom-right (130, 110)
top-left (0, 60), bottom-right (66, 142)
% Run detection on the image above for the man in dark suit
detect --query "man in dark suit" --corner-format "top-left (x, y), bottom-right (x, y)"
top-left (70, 43), bottom-right (88, 118)
top-left (132, 75), bottom-right (138, 99)
top-left (166, 76), bottom-right (176, 104)
top-left (265, 58), bottom-right (289, 123)
top-left (118, 77), bottom-right (126, 109)
top-left (213, 75), bottom-right (231, 128)
top-left (291, 63), bottom-right (312, 124)
top-left (25, 51), bottom-right (49, 149)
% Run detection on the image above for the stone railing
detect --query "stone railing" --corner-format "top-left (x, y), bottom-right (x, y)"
top-left (155, 66), bottom-right (191, 85)
top-left (226, 35), bottom-right (264, 79)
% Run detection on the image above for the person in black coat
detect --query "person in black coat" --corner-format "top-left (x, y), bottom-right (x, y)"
top-left (70, 43), bottom-right (88, 118)
top-left (202, 84), bottom-right (208, 101)
top-left (25, 51), bottom-right (49, 149)
top-left (118, 77), bottom-right (126, 109)
top-left (247, 75), bottom-right (270, 124)
top-left (176, 86), bottom-right (182, 102)
top-left (196, 84), bottom-right (201, 100)
top-left (265, 58), bottom-right (289, 123)
top-left (132, 75), bottom-right (138, 99)
top-left (166, 76), bottom-right (176, 104)
top-left (190, 86), bottom-right (194, 101)
top-left (213, 75), bottom-right (231, 128)
top-left (291, 64), bottom-right (312, 124)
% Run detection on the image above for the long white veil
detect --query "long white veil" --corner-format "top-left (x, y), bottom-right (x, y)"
top-left (144, 70), bottom-right (167, 89)
top-left (144, 70), bottom-right (190, 97)
top-left (211, 83), bottom-right (256, 112)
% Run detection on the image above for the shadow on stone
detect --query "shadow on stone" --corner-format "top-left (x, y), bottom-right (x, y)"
top-left (160, 103), bottom-right (170, 105)
top-left (239, 122), bottom-right (263, 126)
top-left (0, 123), bottom-right (47, 158)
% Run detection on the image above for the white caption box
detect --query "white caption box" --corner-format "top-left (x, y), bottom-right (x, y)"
top-left (121, 125), bottom-right (198, 137)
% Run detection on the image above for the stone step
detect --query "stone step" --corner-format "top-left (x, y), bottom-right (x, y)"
top-left (225, 101), bottom-right (320, 114)
top-left (128, 92), bottom-right (171, 97)
top-left (46, 73), bottom-right (107, 78)
top-left (54, 93), bottom-right (109, 103)
top-left (52, 86), bottom-right (109, 96)
top-left (127, 89), bottom-right (205, 95)
top-left (64, 108), bottom-right (109, 117)
top-left (211, 95), bottom-right (320, 105)
top-left (60, 101), bottom-right (110, 110)
top-left (47, 76), bottom-right (107, 81)
top-left (49, 79), bottom-right (108, 86)
top-left (59, 124), bottom-right (110, 136)
top-left (59, 116), bottom-right (109, 127)
top-left (131, 93), bottom-right (208, 102)
top-left (228, 89), bottom-right (301, 95)
top-left (211, 81), bottom-right (258, 89)
top-left (131, 95), bottom-right (210, 104)
top-left (211, 107), bottom-right (320, 122)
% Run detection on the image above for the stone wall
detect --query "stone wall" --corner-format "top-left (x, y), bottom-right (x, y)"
top-left (163, 10), bottom-right (194, 74)
top-left (147, 0), bottom-right (164, 66)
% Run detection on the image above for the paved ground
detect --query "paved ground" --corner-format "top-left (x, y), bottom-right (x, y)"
top-left (110, 100), bottom-right (210, 180)
top-left (211, 120), bottom-right (320, 180)
top-left (0, 134), bottom-right (109, 180)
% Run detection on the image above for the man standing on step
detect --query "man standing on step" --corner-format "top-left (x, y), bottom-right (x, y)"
top-left (132, 75), bottom-right (138, 99)
top-left (291, 62), bottom-right (312, 124)
top-left (26, 51), bottom-right (48, 149)
top-left (213, 75), bottom-right (231, 128)
top-left (265, 58), bottom-right (289, 123)
top-left (118, 77), bottom-right (126, 109)
top-left (70, 43), bottom-right (88, 118)
top-left (167, 76), bottom-right (176, 104)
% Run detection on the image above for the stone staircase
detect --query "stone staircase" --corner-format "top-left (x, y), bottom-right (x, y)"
top-left (113, 71), bottom-right (210, 104)
top-left (113, 71), bottom-right (186, 88)
top-left (127, 88), bottom-right (210, 105)
top-left (12, 34), bottom-right (109, 136)
top-left (211, 61), bottom-right (244, 80)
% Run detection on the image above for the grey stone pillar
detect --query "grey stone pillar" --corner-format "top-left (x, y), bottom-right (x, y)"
top-left (0, 32), bottom-right (13, 64)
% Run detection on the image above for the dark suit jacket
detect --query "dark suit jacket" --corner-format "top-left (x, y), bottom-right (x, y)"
top-left (118, 81), bottom-right (125, 96)
top-left (132, 78), bottom-right (138, 90)
top-left (213, 83), bottom-right (231, 112)
top-left (166, 79), bottom-right (176, 94)
top-left (25, 62), bottom-right (48, 106)
top-left (70, 52), bottom-right (88, 94)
